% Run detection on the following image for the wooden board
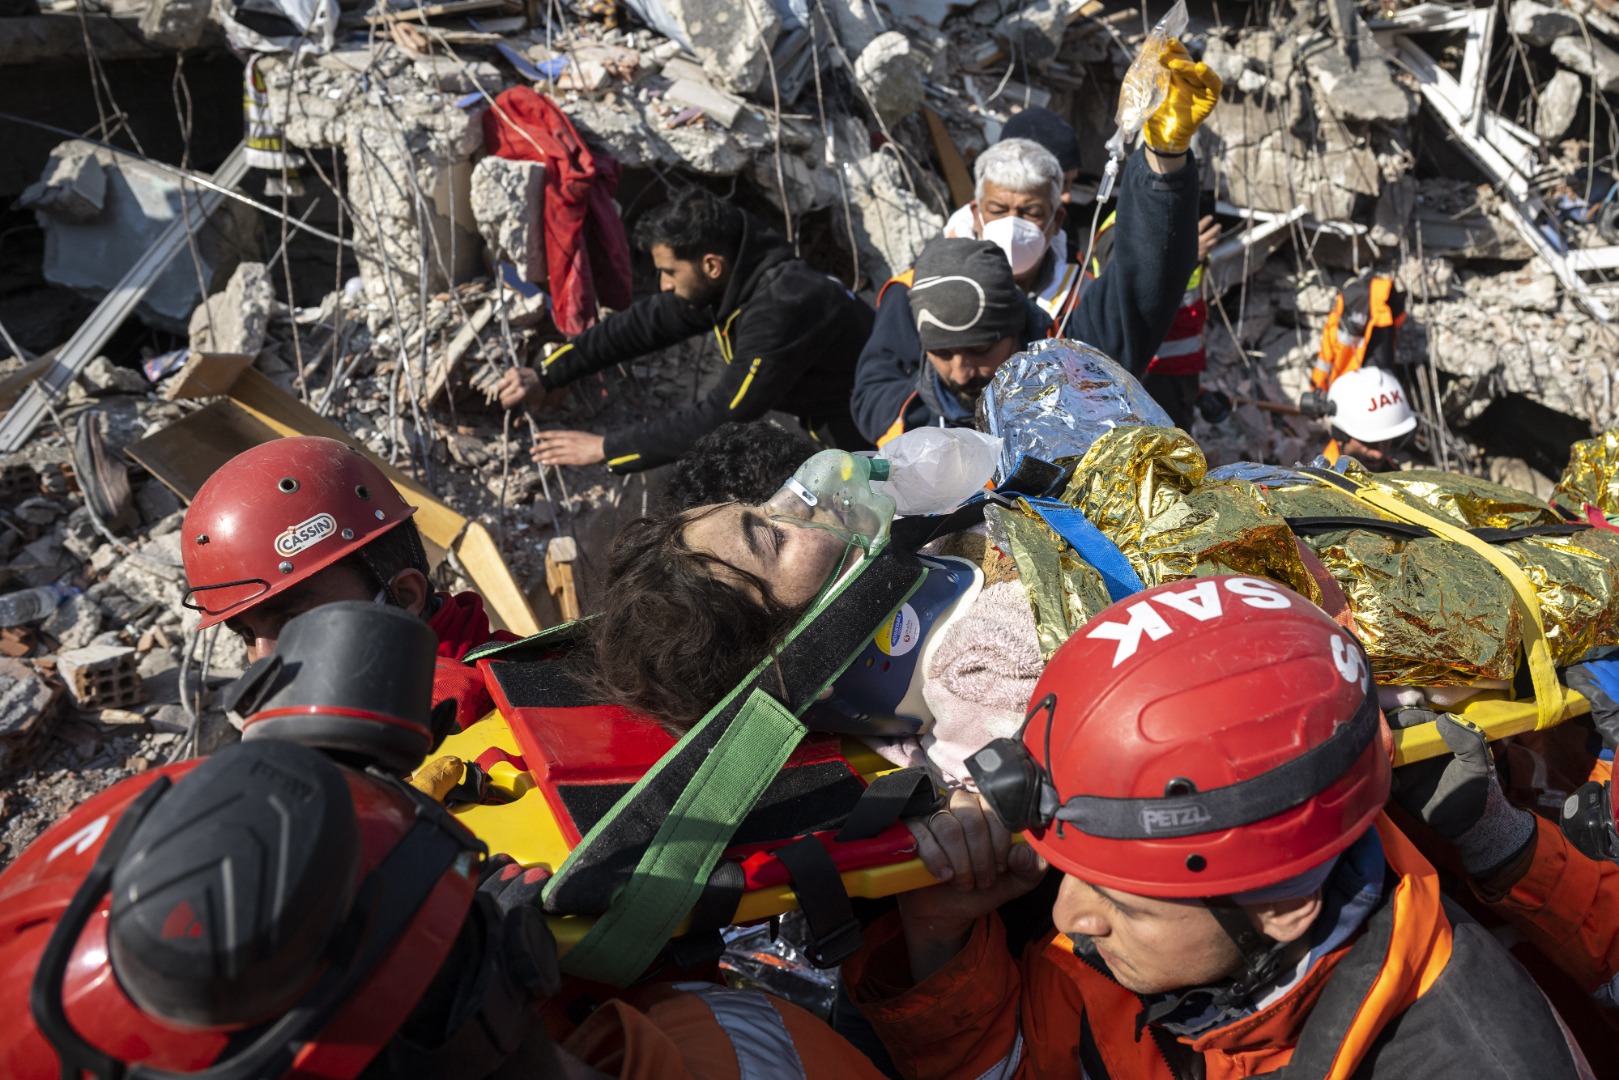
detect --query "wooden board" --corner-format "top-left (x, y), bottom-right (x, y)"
top-left (924, 106), bottom-right (974, 209)
top-left (124, 400), bottom-right (283, 500)
top-left (161, 352), bottom-right (255, 401)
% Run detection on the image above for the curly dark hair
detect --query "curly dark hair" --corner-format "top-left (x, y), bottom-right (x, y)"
top-left (632, 187), bottom-right (746, 263)
top-left (663, 421), bottom-right (819, 511)
top-left (582, 506), bottom-right (804, 733)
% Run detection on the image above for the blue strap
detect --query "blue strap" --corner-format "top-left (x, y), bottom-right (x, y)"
top-left (1025, 498), bottom-right (1144, 601)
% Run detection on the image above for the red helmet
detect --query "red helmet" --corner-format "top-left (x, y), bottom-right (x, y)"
top-left (969, 575), bottom-right (1389, 898)
top-left (0, 738), bottom-right (553, 1079)
top-left (181, 437), bottom-right (418, 628)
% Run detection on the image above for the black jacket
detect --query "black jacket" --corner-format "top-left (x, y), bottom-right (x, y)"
top-left (849, 147), bottom-right (1201, 445)
top-left (536, 213), bottom-right (875, 472)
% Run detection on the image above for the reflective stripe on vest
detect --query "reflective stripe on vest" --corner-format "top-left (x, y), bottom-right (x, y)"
top-left (673, 982), bottom-right (808, 1080)
top-left (1153, 333), bottom-right (1206, 359)
top-left (1314, 277), bottom-right (1403, 392)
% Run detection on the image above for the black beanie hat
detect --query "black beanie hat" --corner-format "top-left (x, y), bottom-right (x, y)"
top-left (1002, 106), bottom-right (1082, 175)
top-left (909, 237), bottom-right (1027, 352)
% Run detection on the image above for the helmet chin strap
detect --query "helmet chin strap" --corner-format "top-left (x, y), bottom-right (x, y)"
top-left (1132, 897), bottom-right (1287, 1039)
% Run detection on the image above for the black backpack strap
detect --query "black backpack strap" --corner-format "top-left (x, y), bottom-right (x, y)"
top-left (774, 836), bottom-right (862, 968)
top-left (835, 768), bottom-right (939, 843)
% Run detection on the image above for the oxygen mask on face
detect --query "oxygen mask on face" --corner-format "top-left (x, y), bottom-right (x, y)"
top-left (765, 450), bottom-right (897, 555)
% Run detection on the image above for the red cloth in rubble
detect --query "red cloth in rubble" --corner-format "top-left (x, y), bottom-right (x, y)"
top-left (483, 87), bottom-right (634, 335)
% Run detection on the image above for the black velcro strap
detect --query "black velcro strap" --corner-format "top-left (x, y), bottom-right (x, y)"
top-left (667, 861), bottom-right (746, 970)
top-left (835, 768), bottom-right (939, 843)
top-left (1286, 516), bottom-right (1591, 546)
top-left (773, 836), bottom-right (862, 968)
top-left (1053, 683), bottom-right (1380, 840)
top-left (1285, 516), bottom-right (1433, 540)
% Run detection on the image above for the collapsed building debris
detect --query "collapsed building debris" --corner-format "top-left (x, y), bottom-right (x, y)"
top-left (7, 0), bottom-right (1619, 862)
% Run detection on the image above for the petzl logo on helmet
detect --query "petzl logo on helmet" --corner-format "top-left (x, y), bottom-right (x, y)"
top-left (1140, 804), bottom-right (1212, 835)
top-left (274, 513), bottom-right (337, 558)
top-left (911, 274), bottom-right (987, 333)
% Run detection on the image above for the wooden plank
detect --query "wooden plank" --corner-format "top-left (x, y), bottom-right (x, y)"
top-left (0, 354), bottom-right (53, 413)
top-left (544, 535), bottom-right (580, 623)
top-left (425, 302), bottom-right (495, 405)
top-left (124, 399), bottom-right (283, 501)
top-left (161, 352), bottom-right (255, 401)
top-left (367, 0), bottom-right (518, 23)
top-left (924, 107), bottom-right (975, 208)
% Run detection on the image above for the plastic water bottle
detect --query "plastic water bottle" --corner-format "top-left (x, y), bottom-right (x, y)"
top-left (0, 583), bottom-right (78, 627)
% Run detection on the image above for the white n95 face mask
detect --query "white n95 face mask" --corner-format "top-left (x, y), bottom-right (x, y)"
top-left (980, 214), bottom-right (1049, 276)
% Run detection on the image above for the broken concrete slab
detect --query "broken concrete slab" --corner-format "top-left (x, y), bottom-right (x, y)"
top-left (16, 143), bottom-right (106, 225)
top-left (138, 0), bottom-right (212, 48)
top-left (40, 593), bottom-right (102, 651)
top-left (626, 0), bottom-right (782, 95)
top-left (1302, 39), bottom-right (1412, 123)
top-left (413, 55), bottom-right (504, 96)
top-left (992, 0), bottom-right (1066, 61)
top-left (1509, 0), bottom-right (1579, 46)
top-left (189, 262), bottom-right (275, 357)
top-left (1553, 35), bottom-right (1619, 93)
top-left (845, 152), bottom-right (943, 283)
top-left (855, 32), bottom-right (928, 127)
top-left (30, 141), bottom-right (258, 335)
top-left (1536, 68), bottom-right (1583, 140)
top-left (0, 657), bottom-right (59, 774)
top-left (78, 356), bottom-right (148, 396)
top-left (471, 156), bottom-right (546, 284)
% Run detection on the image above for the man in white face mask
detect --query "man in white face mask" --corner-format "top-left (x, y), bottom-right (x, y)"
top-left (851, 50), bottom-right (1222, 448)
top-left (945, 139), bottom-right (1072, 310)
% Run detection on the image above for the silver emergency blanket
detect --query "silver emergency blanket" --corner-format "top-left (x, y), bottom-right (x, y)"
top-left (978, 338), bottom-right (1172, 481)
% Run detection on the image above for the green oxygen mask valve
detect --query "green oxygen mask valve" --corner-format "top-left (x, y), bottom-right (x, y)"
top-left (764, 450), bottom-right (897, 553)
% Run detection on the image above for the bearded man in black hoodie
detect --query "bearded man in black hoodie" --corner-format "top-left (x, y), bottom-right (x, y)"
top-left (497, 189), bottom-right (875, 473)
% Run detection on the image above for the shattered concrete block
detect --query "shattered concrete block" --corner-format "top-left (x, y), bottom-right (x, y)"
top-left (855, 32), bottom-right (928, 128)
top-left (0, 658), bottom-right (58, 774)
top-left (16, 143), bottom-right (106, 225)
top-left (138, 0), bottom-right (211, 48)
top-left (471, 156), bottom-right (547, 285)
top-left (1509, 0), bottom-right (1579, 46)
top-left (414, 56), bottom-right (505, 96)
top-left (57, 644), bottom-right (143, 711)
top-left (79, 356), bottom-right (148, 396)
top-left (827, 0), bottom-right (884, 54)
top-left (846, 153), bottom-right (944, 283)
top-left (1201, 38), bottom-right (1250, 90)
top-left (33, 141), bottom-right (257, 333)
top-left (189, 262), bottom-right (274, 357)
top-left (627, 0), bottom-right (782, 94)
top-left (1535, 69), bottom-right (1583, 140)
top-left (1512, 272), bottom-right (1560, 313)
top-left (1553, 35), bottom-right (1619, 93)
top-left (992, 0), bottom-right (1065, 61)
top-left (1302, 41), bottom-right (1412, 123)
top-left (41, 594), bottom-right (103, 652)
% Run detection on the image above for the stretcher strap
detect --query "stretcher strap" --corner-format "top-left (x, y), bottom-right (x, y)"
top-left (560, 689), bottom-right (806, 986)
top-left (1302, 468), bottom-right (1564, 730)
top-left (1024, 498), bottom-right (1145, 601)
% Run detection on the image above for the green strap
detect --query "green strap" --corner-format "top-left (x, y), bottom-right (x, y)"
top-left (560, 688), bottom-right (806, 985)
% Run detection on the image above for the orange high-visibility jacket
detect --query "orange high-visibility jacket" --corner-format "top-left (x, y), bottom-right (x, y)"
top-left (1312, 277), bottom-right (1406, 393)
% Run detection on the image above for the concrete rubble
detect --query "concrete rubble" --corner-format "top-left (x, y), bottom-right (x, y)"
top-left (10, 0), bottom-right (1619, 861)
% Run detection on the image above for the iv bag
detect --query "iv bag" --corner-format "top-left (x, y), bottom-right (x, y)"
top-left (1106, 0), bottom-right (1190, 159)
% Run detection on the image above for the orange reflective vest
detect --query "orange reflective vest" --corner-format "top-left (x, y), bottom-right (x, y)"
top-left (1312, 277), bottom-right (1405, 393)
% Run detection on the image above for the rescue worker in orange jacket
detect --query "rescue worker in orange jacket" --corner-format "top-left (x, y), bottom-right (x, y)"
top-left (845, 576), bottom-right (1590, 1079)
top-left (1309, 274), bottom-right (1406, 396)
top-left (179, 437), bottom-right (517, 736)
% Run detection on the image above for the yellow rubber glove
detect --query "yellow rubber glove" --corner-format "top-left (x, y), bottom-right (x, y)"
top-left (1143, 40), bottom-right (1223, 155)
top-left (408, 755), bottom-right (464, 802)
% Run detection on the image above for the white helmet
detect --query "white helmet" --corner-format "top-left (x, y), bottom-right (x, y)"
top-left (1327, 366), bottom-right (1417, 442)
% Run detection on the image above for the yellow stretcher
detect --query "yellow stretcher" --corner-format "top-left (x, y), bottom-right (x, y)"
top-left (434, 714), bottom-right (945, 956)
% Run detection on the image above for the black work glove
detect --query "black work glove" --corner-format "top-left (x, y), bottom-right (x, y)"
top-left (479, 852), bottom-right (553, 913)
top-left (1392, 715), bottom-right (1534, 875)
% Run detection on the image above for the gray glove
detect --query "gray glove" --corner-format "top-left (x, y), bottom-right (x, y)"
top-left (1391, 715), bottom-right (1535, 876)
